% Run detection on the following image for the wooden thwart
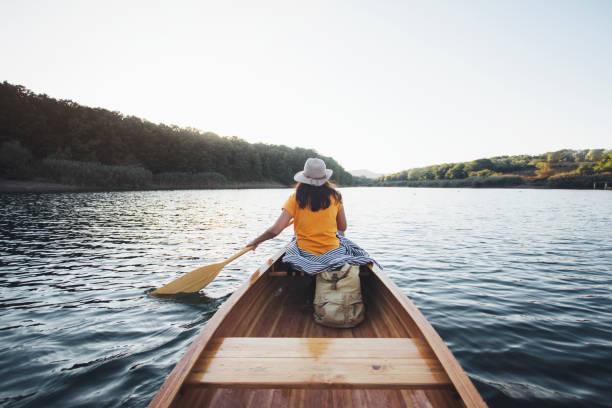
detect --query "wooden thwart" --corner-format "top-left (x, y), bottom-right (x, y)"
top-left (186, 337), bottom-right (451, 389)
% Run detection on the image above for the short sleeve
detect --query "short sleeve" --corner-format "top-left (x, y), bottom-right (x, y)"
top-left (282, 193), bottom-right (297, 217)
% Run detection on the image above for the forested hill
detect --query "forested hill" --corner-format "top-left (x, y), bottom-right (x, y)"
top-left (372, 149), bottom-right (612, 189)
top-left (0, 81), bottom-right (352, 188)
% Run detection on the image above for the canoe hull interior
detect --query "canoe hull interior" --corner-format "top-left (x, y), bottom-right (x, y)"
top-left (150, 251), bottom-right (486, 408)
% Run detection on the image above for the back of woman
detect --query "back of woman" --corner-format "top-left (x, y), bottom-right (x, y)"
top-left (246, 157), bottom-right (376, 327)
top-left (283, 182), bottom-right (343, 255)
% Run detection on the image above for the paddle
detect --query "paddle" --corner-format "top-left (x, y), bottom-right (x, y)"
top-left (152, 246), bottom-right (254, 295)
top-left (153, 219), bottom-right (294, 295)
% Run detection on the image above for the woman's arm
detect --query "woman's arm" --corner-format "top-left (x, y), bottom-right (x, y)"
top-left (247, 209), bottom-right (293, 249)
top-left (336, 206), bottom-right (347, 233)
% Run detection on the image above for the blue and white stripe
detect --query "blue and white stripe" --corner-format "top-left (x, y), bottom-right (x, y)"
top-left (282, 235), bottom-right (382, 275)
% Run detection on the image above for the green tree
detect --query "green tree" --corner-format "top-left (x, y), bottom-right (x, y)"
top-left (546, 149), bottom-right (576, 163)
top-left (469, 169), bottom-right (497, 178)
top-left (465, 158), bottom-right (493, 172)
top-left (433, 164), bottom-right (451, 180)
top-left (586, 149), bottom-right (605, 162)
top-left (445, 163), bottom-right (467, 179)
top-left (594, 152), bottom-right (612, 172)
top-left (576, 163), bottom-right (594, 175)
top-left (0, 140), bottom-right (32, 178)
top-left (535, 162), bottom-right (554, 179)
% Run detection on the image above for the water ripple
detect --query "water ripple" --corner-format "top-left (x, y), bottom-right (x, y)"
top-left (0, 188), bottom-right (611, 407)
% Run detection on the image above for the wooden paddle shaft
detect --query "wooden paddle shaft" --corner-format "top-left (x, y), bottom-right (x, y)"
top-left (224, 246), bottom-right (254, 265)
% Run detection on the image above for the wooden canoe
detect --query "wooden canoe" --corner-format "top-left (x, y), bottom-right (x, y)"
top-left (149, 249), bottom-right (487, 407)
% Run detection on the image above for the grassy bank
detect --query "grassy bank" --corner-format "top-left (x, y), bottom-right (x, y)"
top-left (0, 178), bottom-right (287, 193)
top-left (0, 158), bottom-right (286, 193)
top-left (357, 174), bottom-right (612, 189)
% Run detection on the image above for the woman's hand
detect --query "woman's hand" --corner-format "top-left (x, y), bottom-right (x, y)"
top-left (246, 231), bottom-right (275, 251)
top-left (246, 239), bottom-right (260, 250)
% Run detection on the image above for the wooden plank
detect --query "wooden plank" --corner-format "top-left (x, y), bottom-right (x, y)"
top-left (148, 249), bottom-right (286, 408)
top-left (213, 274), bottom-right (283, 338)
top-left (201, 337), bottom-right (435, 360)
top-left (186, 337), bottom-right (450, 389)
top-left (368, 264), bottom-right (488, 407)
top-left (173, 386), bottom-right (463, 408)
top-left (187, 358), bottom-right (450, 389)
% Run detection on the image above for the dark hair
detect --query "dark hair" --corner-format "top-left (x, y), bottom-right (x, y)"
top-left (296, 182), bottom-right (342, 212)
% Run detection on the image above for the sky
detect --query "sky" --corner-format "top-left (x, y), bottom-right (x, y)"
top-left (2, 0), bottom-right (611, 174)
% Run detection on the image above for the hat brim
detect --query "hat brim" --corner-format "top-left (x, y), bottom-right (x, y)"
top-left (294, 169), bottom-right (333, 186)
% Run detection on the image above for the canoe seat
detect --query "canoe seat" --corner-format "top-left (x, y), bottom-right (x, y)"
top-left (186, 337), bottom-right (451, 389)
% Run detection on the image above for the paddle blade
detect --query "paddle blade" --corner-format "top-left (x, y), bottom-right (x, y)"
top-left (152, 262), bottom-right (225, 295)
top-left (152, 246), bottom-right (254, 295)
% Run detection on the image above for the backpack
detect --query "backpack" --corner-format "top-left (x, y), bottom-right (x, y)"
top-left (313, 264), bottom-right (365, 328)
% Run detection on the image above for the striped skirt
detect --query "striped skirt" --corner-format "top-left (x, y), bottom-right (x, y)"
top-left (282, 235), bottom-right (382, 275)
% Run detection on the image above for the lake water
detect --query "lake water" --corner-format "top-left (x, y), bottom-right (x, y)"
top-left (0, 187), bottom-right (611, 407)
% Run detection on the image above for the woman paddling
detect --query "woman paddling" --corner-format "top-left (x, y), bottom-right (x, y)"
top-left (247, 157), bottom-right (379, 275)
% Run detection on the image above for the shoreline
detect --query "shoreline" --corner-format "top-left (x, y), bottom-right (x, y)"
top-left (2, 179), bottom-right (610, 193)
top-left (0, 179), bottom-right (288, 193)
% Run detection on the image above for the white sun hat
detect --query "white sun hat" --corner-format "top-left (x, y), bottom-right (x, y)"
top-left (294, 157), bottom-right (333, 186)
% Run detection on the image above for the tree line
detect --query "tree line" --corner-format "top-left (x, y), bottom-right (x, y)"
top-left (0, 81), bottom-right (353, 188)
top-left (371, 149), bottom-right (612, 189)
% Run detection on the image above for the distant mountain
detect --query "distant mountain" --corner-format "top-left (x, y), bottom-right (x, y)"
top-left (349, 169), bottom-right (383, 179)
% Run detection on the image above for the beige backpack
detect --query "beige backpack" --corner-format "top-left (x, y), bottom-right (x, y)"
top-left (313, 264), bottom-right (365, 328)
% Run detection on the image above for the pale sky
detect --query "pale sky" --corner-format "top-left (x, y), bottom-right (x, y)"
top-left (2, 0), bottom-right (611, 174)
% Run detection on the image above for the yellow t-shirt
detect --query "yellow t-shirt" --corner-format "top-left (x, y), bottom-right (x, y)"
top-left (283, 192), bottom-right (342, 255)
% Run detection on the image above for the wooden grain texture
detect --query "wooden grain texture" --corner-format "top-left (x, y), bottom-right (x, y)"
top-left (170, 271), bottom-right (465, 407)
top-left (147, 249), bottom-right (285, 408)
top-left (172, 387), bottom-right (463, 408)
top-left (213, 275), bottom-right (422, 339)
top-left (201, 337), bottom-right (435, 359)
top-left (185, 337), bottom-right (450, 389)
top-left (369, 264), bottom-right (488, 408)
top-left (187, 357), bottom-right (450, 389)
top-left (153, 251), bottom-right (483, 408)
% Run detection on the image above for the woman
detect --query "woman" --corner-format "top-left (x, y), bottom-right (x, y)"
top-left (247, 158), bottom-right (379, 275)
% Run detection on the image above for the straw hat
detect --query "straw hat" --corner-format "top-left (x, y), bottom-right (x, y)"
top-left (294, 158), bottom-right (333, 186)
